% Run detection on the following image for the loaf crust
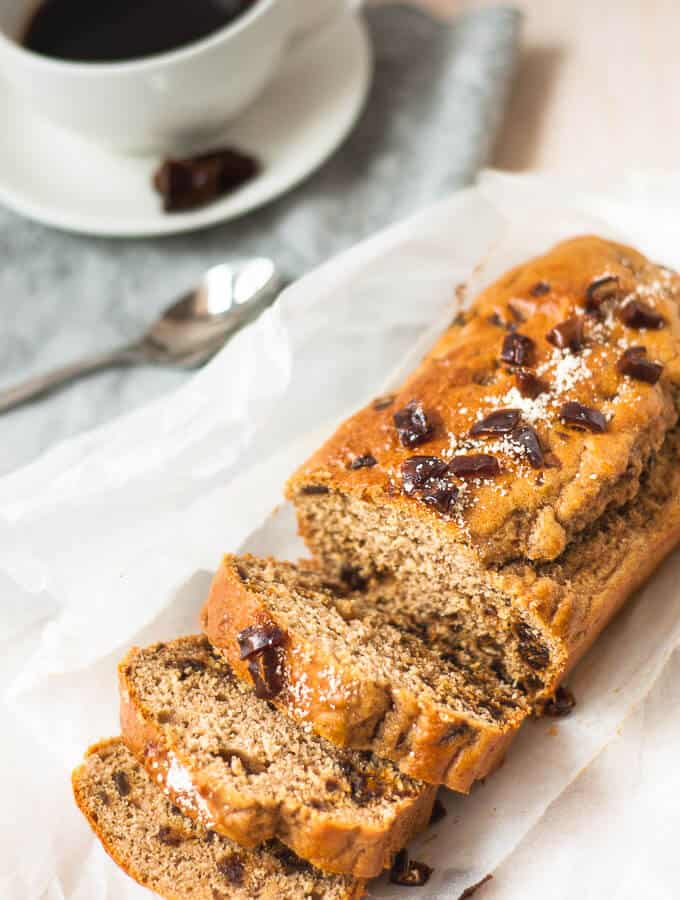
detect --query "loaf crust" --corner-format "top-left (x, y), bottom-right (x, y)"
top-left (287, 237), bottom-right (680, 565)
top-left (201, 556), bottom-right (525, 791)
top-left (72, 738), bottom-right (364, 900)
top-left (119, 636), bottom-right (435, 878)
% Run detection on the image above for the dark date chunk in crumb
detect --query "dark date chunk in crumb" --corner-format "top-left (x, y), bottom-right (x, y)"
top-left (217, 853), bottom-right (245, 886)
top-left (340, 565), bottom-right (368, 591)
top-left (447, 454), bottom-right (500, 478)
top-left (300, 484), bottom-right (330, 495)
top-left (530, 280), bottom-right (551, 297)
top-left (486, 312), bottom-right (505, 327)
top-left (112, 770), bottom-right (131, 797)
top-left (153, 147), bottom-right (259, 212)
top-left (500, 331), bottom-right (535, 366)
top-left (470, 409), bottom-right (521, 436)
top-left (373, 393), bottom-right (396, 411)
top-left (394, 401), bottom-right (434, 448)
top-left (156, 825), bottom-right (184, 846)
top-left (237, 624), bottom-right (287, 660)
top-left (247, 646), bottom-right (284, 700)
top-left (617, 346), bottom-right (663, 384)
top-left (401, 456), bottom-right (448, 493)
top-left (586, 275), bottom-right (621, 311)
top-left (348, 454), bottom-right (377, 470)
top-left (458, 874), bottom-right (493, 899)
top-left (618, 299), bottom-right (666, 329)
top-left (510, 425), bottom-right (544, 468)
top-left (389, 849), bottom-right (433, 887)
top-left (515, 369), bottom-right (549, 399)
top-left (559, 401), bottom-right (607, 433)
top-left (544, 685), bottom-right (576, 717)
top-left (546, 315), bottom-right (585, 352)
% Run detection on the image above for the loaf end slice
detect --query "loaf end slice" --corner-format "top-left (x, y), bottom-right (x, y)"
top-left (119, 636), bottom-right (435, 878)
top-left (72, 738), bottom-right (364, 900)
top-left (201, 556), bottom-right (527, 791)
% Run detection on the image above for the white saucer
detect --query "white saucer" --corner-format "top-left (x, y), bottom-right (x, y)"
top-left (0, 13), bottom-right (372, 237)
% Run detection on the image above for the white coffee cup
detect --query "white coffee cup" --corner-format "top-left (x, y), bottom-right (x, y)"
top-left (0, 0), bottom-right (347, 154)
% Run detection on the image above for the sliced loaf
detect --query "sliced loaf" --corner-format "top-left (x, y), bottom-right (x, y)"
top-left (201, 555), bottom-right (527, 791)
top-left (72, 738), bottom-right (364, 900)
top-left (119, 636), bottom-right (435, 878)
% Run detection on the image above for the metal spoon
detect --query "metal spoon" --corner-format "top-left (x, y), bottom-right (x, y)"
top-left (0, 258), bottom-right (283, 414)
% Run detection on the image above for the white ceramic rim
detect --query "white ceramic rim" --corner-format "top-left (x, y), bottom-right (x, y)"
top-left (0, 12), bottom-right (373, 238)
top-left (0, 0), bottom-right (276, 75)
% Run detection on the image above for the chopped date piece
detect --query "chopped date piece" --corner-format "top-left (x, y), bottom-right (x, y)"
top-left (401, 455), bottom-right (448, 493)
top-left (447, 454), bottom-right (500, 478)
top-left (340, 565), bottom-right (368, 591)
top-left (617, 346), bottom-right (663, 384)
top-left (544, 685), bottom-right (576, 717)
top-left (486, 312), bottom-right (505, 327)
top-left (618, 299), bottom-right (666, 329)
top-left (237, 624), bottom-right (287, 660)
top-left (373, 393), bottom-right (396, 411)
top-left (530, 280), bottom-right (551, 297)
top-left (515, 369), bottom-right (549, 399)
top-left (349, 454), bottom-right (377, 470)
top-left (156, 826), bottom-right (184, 846)
top-left (559, 401), bottom-right (607, 433)
top-left (217, 853), bottom-right (245, 886)
top-left (300, 484), bottom-right (329, 495)
top-left (458, 874), bottom-right (493, 899)
top-left (153, 147), bottom-right (259, 212)
top-left (394, 401), bottom-right (434, 448)
top-left (500, 331), bottom-right (535, 366)
top-left (586, 275), bottom-right (621, 311)
top-left (510, 425), bottom-right (544, 468)
top-left (112, 770), bottom-right (131, 797)
top-left (470, 409), bottom-right (521, 436)
top-left (546, 315), bottom-right (585, 352)
top-left (247, 646), bottom-right (284, 700)
top-left (389, 849), bottom-right (433, 887)
top-left (420, 480), bottom-right (459, 515)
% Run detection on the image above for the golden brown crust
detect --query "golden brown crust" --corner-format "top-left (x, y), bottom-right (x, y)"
top-left (119, 648), bottom-right (436, 878)
top-left (286, 236), bottom-right (680, 564)
top-left (200, 556), bottom-right (522, 792)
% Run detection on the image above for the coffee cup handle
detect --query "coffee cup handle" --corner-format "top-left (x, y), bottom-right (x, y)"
top-left (287, 0), bottom-right (356, 40)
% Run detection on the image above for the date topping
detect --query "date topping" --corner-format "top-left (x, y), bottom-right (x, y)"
top-left (618, 299), bottom-right (666, 329)
top-left (510, 425), bottom-right (544, 468)
top-left (389, 849), bottom-right (433, 887)
top-left (470, 409), bottom-right (521, 436)
top-left (616, 346), bottom-right (663, 384)
top-left (543, 685), bottom-right (576, 718)
top-left (515, 369), bottom-right (549, 399)
top-left (530, 280), bottom-right (551, 297)
top-left (237, 624), bottom-right (287, 660)
top-left (394, 401), bottom-right (434, 448)
top-left (500, 331), bottom-right (535, 366)
top-left (348, 454), bottom-right (377, 470)
top-left (401, 456), bottom-right (448, 493)
top-left (586, 275), bottom-right (620, 311)
top-left (559, 401), bottom-right (607, 433)
top-left (546, 315), bottom-right (585, 352)
top-left (447, 454), bottom-right (501, 478)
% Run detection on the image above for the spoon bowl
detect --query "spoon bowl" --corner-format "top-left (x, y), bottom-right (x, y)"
top-left (0, 256), bottom-right (283, 414)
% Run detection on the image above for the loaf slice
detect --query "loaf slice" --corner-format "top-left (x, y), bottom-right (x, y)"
top-left (72, 738), bottom-right (364, 900)
top-left (119, 636), bottom-right (434, 878)
top-left (285, 236), bottom-right (680, 701)
top-left (201, 555), bottom-right (527, 791)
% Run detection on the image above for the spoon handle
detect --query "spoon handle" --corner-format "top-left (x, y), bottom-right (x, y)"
top-left (0, 345), bottom-right (139, 414)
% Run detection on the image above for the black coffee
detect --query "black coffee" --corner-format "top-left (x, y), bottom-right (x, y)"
top-left (23, 0), bottom-right (257, 63)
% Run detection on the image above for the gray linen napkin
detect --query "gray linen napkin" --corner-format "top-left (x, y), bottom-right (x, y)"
top-left (0, 5), bottom-right (520, 476)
